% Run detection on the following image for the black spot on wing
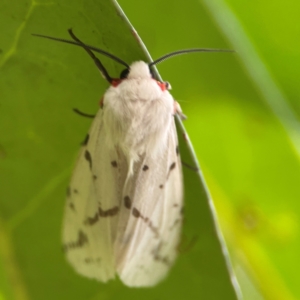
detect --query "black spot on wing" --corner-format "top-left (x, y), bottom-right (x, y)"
top-left (132, 207), bottom-right (140, 218)
top-left (167, 162), bottom-right (176, 179)
top-left (170, 162), bottom-right (176, 171)
top-left (99, 206), bottom-right (119, 217)
top-left (84, 257), bottom-right (101, 264)
top-left (77, 230), bottom-right (88, 246)
top-left (142, 165), bottom-right (149, 171)
top-left (153, 253), bottom-right (171, 266)
top-left (151, 242), bottom-right (171, 266)
top-left (69, 202), bottom-right (76, 211)
top-left (84, 205), bottom-right (119, 225)
top-left (84, 150), bottom-right (92, 170)
top-left (159, 184), bottom-right (164, 189)
top-left (73, 189), bottom-right (78, 194)
top-left (63, 230), bottom-right (88, 252)
top-left (85, 258), bottom-right (92, 264)
top-left (111, 161), bottom-right (118, 168)
top-left (84, 212), bottom-right (99, 225)
top-left (93, 175), bottom-right (97, 180)
top-left (148, 220), bottom-right (159, 238)
top-left (124, 196), bottom-right (132, 209)
top-left (132, 207), bottom-right (159, 238)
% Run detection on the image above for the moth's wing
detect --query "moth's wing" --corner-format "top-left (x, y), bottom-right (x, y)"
top-left (62, 110), bottom-right (127, 282)
top-left (115, 121), bottom-right (183, 287)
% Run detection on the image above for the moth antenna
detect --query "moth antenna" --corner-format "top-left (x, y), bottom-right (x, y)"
top-left (67, 29), bottom-right (112, 83)
top-left (149, 48), bottom-right (234, 67)
top-left (32, 31), bottom-right (130, 69)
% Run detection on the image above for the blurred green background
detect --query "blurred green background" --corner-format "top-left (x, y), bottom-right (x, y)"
top-left (0, 0), bottom-right (299, 299)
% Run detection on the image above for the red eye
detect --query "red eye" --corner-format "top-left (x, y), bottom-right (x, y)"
top-left (156, 81), bottom-right (168, 91)
top-left (111, 79), bottom-right (122, 87)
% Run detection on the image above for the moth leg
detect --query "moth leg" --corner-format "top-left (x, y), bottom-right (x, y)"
top-left (73, 108), bottom-right (95, 119)
top-left (174, 101), bottom-right (187, 120)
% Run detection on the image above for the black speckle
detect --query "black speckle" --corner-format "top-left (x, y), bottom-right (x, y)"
top-left (84, 213), bottom-right (99, 225)
top-left (111, 161), bottom-right (118, 168)
top-left (167, 162), bottom-right (176, 179)
top-left (124, 196), bottom-right (132, 209)
top-left (131, 208), bottom-right (160, 238)
top-left (176, 146), bottom-right (179, 155)
top-left (153, 254), bottom-right (171, 266)
top-left (142, 165), bottom-right (149, 171)
top-left (132, 207), bottom-right (141, 218)
top-left (151, 243), bottom-right (171, 266)
top-left (86, 205), bottom-right (119, 225)
top-left (93, 175), bottom-right (97, 180)
top-left (99, 206), bottom-right (119, 217)
top-left (148, 220), bottom-right (159, 238)
top-left (84, 257), bottom-right (101, 264)
top-left (169, 162), bottom-right (176, 171)
top-left (82, 134), bottom-right (89, 146)
top-left (73, 189), bottom-right (78, 194)
top-left (84, 206), bottom-right (119, 225)
top-left (84, 150), bottom-right (92, 170)
top-left (159, 184), bottom-right (164, 189)
top-left (85, 258), bottom-right (92, 264)
top-left (69, 202), bottom-right (75, 211)
top-left (77, 230), bottom-right (88, 247)
top-left (63, 230), bottom-right (89, 252)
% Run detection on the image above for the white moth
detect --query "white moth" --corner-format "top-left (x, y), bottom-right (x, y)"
top-left (34, 29), bottom-right (229, 287)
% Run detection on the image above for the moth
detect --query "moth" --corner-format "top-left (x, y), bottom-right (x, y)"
top-left (34, 29), bottom-right (230, 287)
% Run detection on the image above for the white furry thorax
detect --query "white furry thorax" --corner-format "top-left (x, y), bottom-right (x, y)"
top-left (102, 61), bottom-right (174, 162)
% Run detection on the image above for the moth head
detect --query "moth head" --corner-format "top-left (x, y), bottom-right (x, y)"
top-left (121, 61), bottom-right (153, 79)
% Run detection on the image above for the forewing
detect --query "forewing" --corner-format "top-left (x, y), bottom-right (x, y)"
top-left (115, 121), bottom-right (183, 287)
top-left (62, 110), bottom-right (127, 282)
